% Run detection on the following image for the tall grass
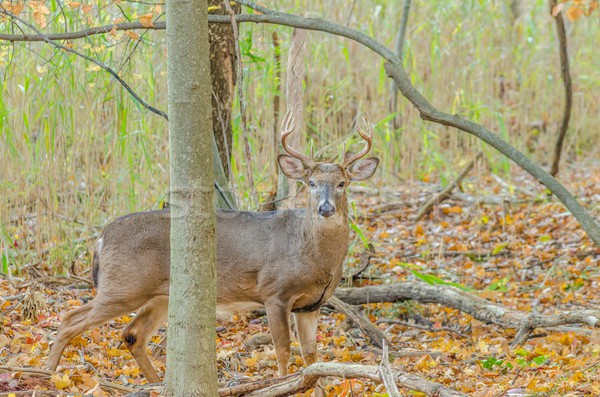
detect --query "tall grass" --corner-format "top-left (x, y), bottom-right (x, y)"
top-left (0, 1), bottom-right (598, 275)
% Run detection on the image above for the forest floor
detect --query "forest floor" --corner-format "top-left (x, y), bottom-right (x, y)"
top-left (1, 161), bottom-right (600, 397)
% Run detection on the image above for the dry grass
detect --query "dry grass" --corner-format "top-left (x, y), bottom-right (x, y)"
top-left (0, 1), bottom-right (598, 275)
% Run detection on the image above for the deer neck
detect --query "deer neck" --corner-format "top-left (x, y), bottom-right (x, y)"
top-left (301, 200), bottom-right (350, 263)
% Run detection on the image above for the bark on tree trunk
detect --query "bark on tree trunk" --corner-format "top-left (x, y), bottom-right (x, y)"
top-left (208, 0), bottom-right (239, 180)
top-left (164, 0), bottom-right (217, 395)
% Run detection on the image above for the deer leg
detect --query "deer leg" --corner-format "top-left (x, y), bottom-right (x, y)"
top-left (47, 295), bottom-right (136, 371)
top-left (294, 310), bottom-right (326, 397)
top-left (293, 310), bottom-right (320, 366)
top-left (265, 299), bottom-right (292, 377)
top-left (122, 295), bottom-right (168, 384)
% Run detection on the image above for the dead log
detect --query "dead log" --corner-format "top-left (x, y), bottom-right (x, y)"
top-left (334, 282), bottom-right (600, 345)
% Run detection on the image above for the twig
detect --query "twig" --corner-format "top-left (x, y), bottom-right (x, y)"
top-left (223, 0), bottom-right (257, 206)
top-left (388, 0), bottom-right (411, 131)
top-left (366, 346), bottom-right (442, 359)
top-left (327, 296), bottom-right (389, 349)
top-left (379, 341), bottom-right (402, 397)
top-left (415, 152), bottom-right (482, 221)
top-left (258, 31), bottom-right (282, 211)
top-left (377, 318), bottom-right (469, 339)
top-left (283, 27), bottom-right (308, 208)
top-left (549, 0), bottom-right (572, 176)
top-left (526, 253), bottom-right (565, 269)
top-left (342, 243), bottom-right (376, 282)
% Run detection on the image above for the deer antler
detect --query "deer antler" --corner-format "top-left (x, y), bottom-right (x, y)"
top-left (281, 109), bottom-right (314, 167)
top-left (342, 114), bottom-right (373, 167)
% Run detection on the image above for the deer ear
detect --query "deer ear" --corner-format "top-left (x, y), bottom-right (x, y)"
top-left (349, 157), bottom-right (379, 182)
top-left (278, 154), bottom-right (309, 180)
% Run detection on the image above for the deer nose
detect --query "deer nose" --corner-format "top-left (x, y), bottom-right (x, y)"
top-left (318, 202), bottom-right (336, 217)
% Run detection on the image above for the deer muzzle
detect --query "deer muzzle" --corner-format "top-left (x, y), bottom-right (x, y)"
top-left (318, 201), bottom-right (336, 217)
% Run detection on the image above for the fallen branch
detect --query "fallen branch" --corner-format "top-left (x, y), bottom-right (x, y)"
top-left (450, 191), bottom-right (540, 206)
top-left (379, 341), bottom-right (401, 397)
top-left (218, 362), bottom-right (469, 397)
top-left (415, 152), bottom-right (482, 221)
top-left (327, 296), bottom-right (389, 349)
top-left (335, 282), bottom-right (600, 344)
top-left (0, 366), bottom-right (136, 394)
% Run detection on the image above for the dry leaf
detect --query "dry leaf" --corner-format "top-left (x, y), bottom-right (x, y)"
top-left (51, 373), bottom-right (71, 390)
top-left (566, 5), bottom-right (584, 20)
top-left (125, 31), bottom-right (140, 41)
top-left (139, 13), bottom-right (155, 28)
top-left (81, 4), bottom-right (93, 14)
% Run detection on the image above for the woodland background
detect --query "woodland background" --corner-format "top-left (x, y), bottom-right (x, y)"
top-left (1, 0), bottom-right (600, 396)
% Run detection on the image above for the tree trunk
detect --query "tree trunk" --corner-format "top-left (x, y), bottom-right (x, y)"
top-left (208, 0), bottom-right (239, 180)
top-left (164, 0), bottom-right (217, 395)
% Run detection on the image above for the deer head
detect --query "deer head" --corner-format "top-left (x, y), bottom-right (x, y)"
top-left (277, 110), bottom-right (379, 218)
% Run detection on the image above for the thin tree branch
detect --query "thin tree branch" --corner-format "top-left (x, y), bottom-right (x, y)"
top-left (223, 0), bottom-right (257, 205)
top-left (388, 0), bottom-right (411, 131)
top-left (0, 20), bottom-right (165, 42)
top-left (549, 0), bottom-right (572, 177)
top-left (415, 151), bottom-right (482, 221)
top-left (0, 8), bottom-right (167, 120)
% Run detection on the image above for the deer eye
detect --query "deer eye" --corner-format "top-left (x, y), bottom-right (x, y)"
top-left (338, 181), bottom-right (346, 189)
top-left (309, 180), bottom-right (316, 188)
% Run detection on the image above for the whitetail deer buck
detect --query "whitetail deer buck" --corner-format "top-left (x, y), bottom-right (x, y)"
top-left (47, 110), bottom-right (379, 382)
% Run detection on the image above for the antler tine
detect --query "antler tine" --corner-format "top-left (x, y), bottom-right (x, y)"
top-left (280, 109), bottom-right (314, 166)
top-left (342, 113), bottom-right (373, 167)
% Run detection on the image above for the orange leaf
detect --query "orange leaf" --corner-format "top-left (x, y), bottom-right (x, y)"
top-left (566, 5), bottom-right (584, 21)
top-left (51, 373), bottom-right (71, 390)
top-left (4, 3), bottom-right (25, 16)
top-left (110, 25), bottom-right (118, 38)
top-left (125, 31), bottom-right (140, 41)
top-left (81, 4), bottom-right (93, 14)
top-left (139, 13), bottom-right (155, 28)
top-left (69, 2), bottom-right (81, 9)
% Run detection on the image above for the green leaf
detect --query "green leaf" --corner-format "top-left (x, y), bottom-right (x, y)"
top-left (411, 270), bottom-right (474, 292)
top-left (486, 275), bottom-right (511, 291)
top-left (350, 222), bottom-right (370, 248)
top-left (492, 242), bottom-right (509, 255)
top-left (532, 355), bottom-right (547, 366)
top-left (397, 262), bottom-right (425, 270)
